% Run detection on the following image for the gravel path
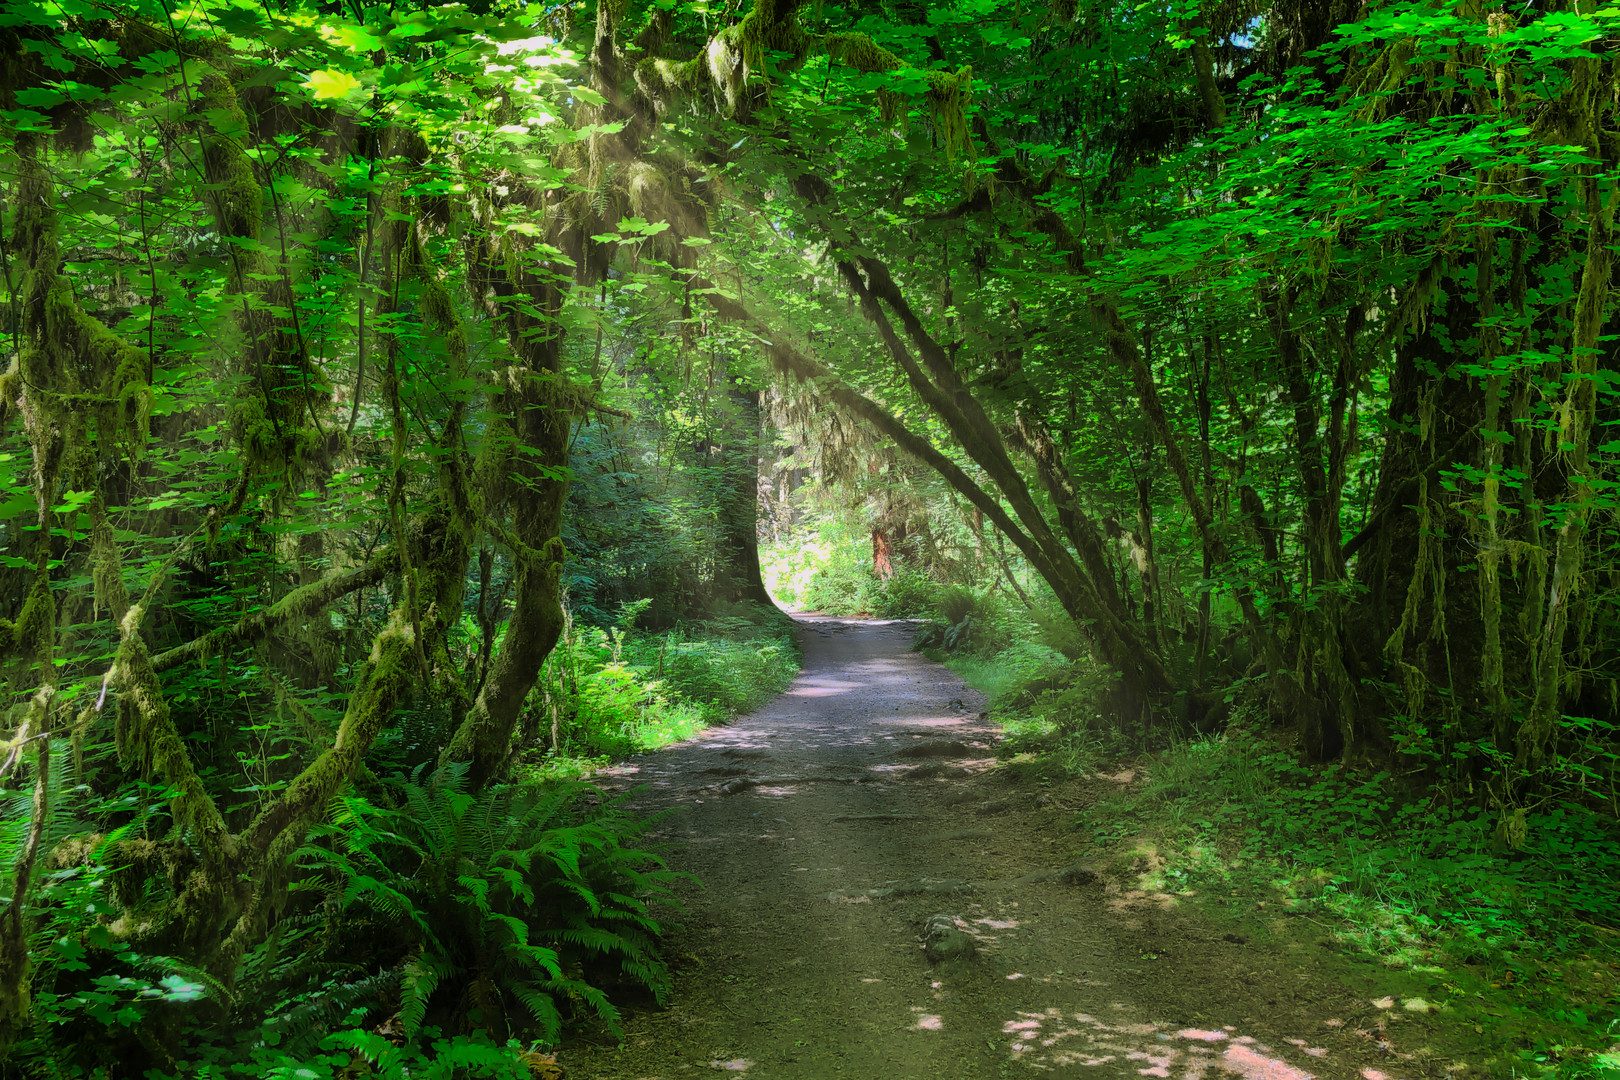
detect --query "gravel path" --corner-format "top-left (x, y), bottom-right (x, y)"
top-left (562, 616), bottom-right (1432, 1079)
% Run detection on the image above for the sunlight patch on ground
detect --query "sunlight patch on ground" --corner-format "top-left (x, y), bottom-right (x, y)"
top-left (999, 1010), bottom-right (1382, 1079)
top-left (1107, 887), bottom-right (1180, 911)
top-left (784, 678), bottom-right (863, 697)
top-left (708, 1058), bottom-right (752, 1071)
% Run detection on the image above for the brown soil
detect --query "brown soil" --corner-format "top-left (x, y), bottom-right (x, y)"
top-left (564, 616), bottom-right (1445, 1079)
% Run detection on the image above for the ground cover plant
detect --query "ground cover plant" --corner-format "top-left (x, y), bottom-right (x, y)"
top-left (526, 602), bottom-right (800, 768)
top-left (937, 612), bottom-right (1620, 1077)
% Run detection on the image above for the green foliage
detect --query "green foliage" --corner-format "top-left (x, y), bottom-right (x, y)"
top-left (529, 604), bottom-right (799, 761)
top-left (1080, 727), bottom-right (1620, 963)
top-left (298, 764), bottom-right (681, 1045)
top-left (160, 1027), bottom-right (535, 1080)
top-left (763, 509), bottom-right (948, 619)
top-left (913, 586), bottom-right (1017, 655)
top-left (4, 0), bottom-right (1620, 1065)
top-left (772, 548), bottom-right (940, 619)
top-left (944, 641), bottom-right (1071, 707)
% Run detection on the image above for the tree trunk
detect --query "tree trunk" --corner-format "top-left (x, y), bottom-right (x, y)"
top-left (716, 386), bottom-right (775, 607)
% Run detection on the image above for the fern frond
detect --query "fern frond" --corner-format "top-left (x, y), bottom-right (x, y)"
top-left (556, 977), bottom-right (620, 1027)
top-left (504, 980), bottom-right (564, 1044)
top-left (399, 952), bottom-right (449, 1036)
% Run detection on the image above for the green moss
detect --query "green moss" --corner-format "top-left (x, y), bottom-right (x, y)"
top-left (0, 360), bottom-right (18, 431)
top-left (112, 346), bottom-right (152, 449)
top-left (90, 506), bottom-right (125, 615)
top-left (638, 55), bottom-right (706, 99)
top-left (702, 0), bottom-right (813, 111)
top-left (924, 65), bottom-right (973, 160)
top-left (234, 393), bottom-right (322, 479)
top-left (0, 907), bottom-right (31, 1052)
top-left (13, 562), bottom-right (54, 665)
top-left (635, 55), bottom-right (707, 118)
top-left (823, 37), bottom-right (972, 149)
top-left (824, 31), bottom-right (902, 73)
top-left (198, 73), bottom-right (264, 243)
top-left (112, 606), bottom-right (238, 872)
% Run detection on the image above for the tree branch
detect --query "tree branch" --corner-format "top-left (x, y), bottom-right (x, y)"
top-left (151, 554), bottom-right (397, 672)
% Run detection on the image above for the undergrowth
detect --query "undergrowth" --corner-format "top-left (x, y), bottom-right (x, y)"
top-left (937, 618), bottom-right (1620, 1079)
top-left (1075, 727), bottom-right (1620, 1078)
top-left (8, 764), bottom-right (678, 1078)
top-left (762, 516), bottom-right (938, 617)
top-left (522, 600), bottom-right (799, 773)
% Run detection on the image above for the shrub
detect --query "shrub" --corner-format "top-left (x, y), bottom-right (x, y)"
top-left (935, 584), bottom-right (978, 626)
top-left (529, 604), bottom-right (799, 759)
top-left (801, 558), bottom-right (872, 615)
top-left (168, 1029), bottom-right (537, 1079)
top-left (916, 586), bottom-right (1025, 657)
top-left (869, 565), bottom-right (937, 618)
top-left (297, 764), bottom-right (682, 1046)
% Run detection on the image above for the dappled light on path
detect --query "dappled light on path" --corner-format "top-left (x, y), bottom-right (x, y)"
top-left (571, 619), bottom-right (1425, 1080)
top-left (784, 676), bottom-right (863, 698)
top-left (999, 1008), bottom-right (1376, 1079)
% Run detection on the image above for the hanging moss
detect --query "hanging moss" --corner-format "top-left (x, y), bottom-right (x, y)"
top-left (234, 392), bottom-right (323, 476)
top-left (89, 505), bottom-right (123, 616)
top-left (112, 346), bottom-right (153, 450)
top-left (701, 0), bottom-right (814, 112)
top-left (198, 74), bottom-right (264, 243)
top-left (13, 561), bottom-right (55, 666)
top-left (0, 360), bottom-right (19, 433)
top-left (824, 31), bottom-right (902, 73)
top-left (113, 605), bottom-right (238, 871)
top-left (635, 56), bottom-right (707, 116)
top-left (925, 66), bottom-right (974, 161)
top-left (821, 35), bottom-right (972, 155)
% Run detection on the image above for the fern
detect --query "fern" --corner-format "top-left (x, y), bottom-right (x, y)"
top-left (398, 952), bottom-right (448, 1036)
top-left (304, 764), bottom-right (683, 1044)
top-left (255, 970), bottom-right (406, 1059)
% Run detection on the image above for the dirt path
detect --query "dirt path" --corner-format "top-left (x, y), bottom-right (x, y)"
top-left (563, 616), bottom-right (1433, 1079)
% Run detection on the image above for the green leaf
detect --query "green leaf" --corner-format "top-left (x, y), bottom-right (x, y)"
top-left (303, 68), bottom-right (363, 101)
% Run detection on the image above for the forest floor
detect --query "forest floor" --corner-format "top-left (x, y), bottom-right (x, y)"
top-left (561, 615), bottom-right (1504, 1080)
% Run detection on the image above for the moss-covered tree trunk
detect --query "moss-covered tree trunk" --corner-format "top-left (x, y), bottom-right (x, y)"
top-left (716, 385), bottom-right (774, 608)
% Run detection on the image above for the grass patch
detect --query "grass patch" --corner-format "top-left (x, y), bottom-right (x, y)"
top-left (938, 621), bottom-right (1620, 1077)
top-left (1060, 728), bottom-right (1620, 1078)
top-left (519, 602), bottom-right (800, 776)
top-left (940, 639), bottom-right (1069, 705)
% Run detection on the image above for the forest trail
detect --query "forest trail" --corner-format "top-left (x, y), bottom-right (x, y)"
top-left (564, 617), bottom-right (1427, 1080)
